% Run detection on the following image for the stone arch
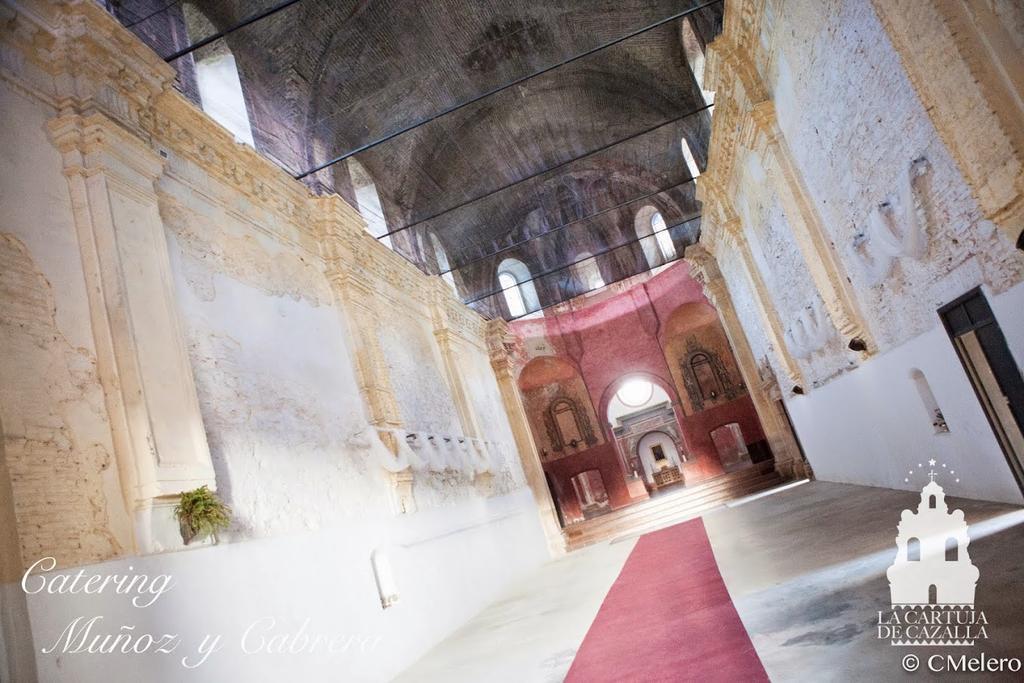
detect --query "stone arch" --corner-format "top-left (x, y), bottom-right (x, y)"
top-left (597, 371), bottom-right (682, 438)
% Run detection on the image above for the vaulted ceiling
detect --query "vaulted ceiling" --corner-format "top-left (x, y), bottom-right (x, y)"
top-left (112, 0), bottom-right (723, 318)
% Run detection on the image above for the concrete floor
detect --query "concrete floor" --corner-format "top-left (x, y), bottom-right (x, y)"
top-left (397, 481), bottom-right (1024, 682)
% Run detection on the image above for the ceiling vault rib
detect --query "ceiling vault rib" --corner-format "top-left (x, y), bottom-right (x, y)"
top-left (439, 177), bottom-right (699, 276)
top-left (462, 215), bottom-right (700, 307)
top-left (294, 0), bottom-right (724, 180)
top-left (377, 102), bottom-right (714, 243)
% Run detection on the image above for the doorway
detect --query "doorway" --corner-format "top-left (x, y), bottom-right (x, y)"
top-left (570, 470), bottom-right (611, 519)
top-left (939, 288), bottom-right (1024, 494)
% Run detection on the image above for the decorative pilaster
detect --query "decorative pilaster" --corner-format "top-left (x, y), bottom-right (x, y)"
top-left (685, 243), bottom-right (806, 478)
top-left (743, 101), bottom-right (876, 354)
top-left (430, 281), bottom-right (484, 440)
top-left (316, 197), bottom-right (416, 514)
top-left (704, 208), bottom-right (804, 387)
top-left (486, 320), bottom-right (565, 556)
top-left (47, 112), bottom-right (217, 551)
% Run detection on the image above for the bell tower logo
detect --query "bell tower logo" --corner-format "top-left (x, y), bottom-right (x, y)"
top-left (878, 460), bottom-right (988, 646)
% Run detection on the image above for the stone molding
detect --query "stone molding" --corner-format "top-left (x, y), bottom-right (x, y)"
top-left (871, 0), bottom-right (1024, 246)
top-left (2, 0), bottom-right (518, 538)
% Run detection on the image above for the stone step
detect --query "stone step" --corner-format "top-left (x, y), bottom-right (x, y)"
top-left (566, 474), bottom-right (783, 547)
top-left (564, 465), bottom-right (784, 550)
top-left (567, 462), bottom-right (775, 529)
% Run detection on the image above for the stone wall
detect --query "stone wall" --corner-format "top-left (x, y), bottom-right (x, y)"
top-left (0, 1), bottom-right (551, 679)
top-left (697, 0), bottom-right (1024, 504)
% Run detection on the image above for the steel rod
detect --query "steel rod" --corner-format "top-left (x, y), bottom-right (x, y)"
top-left (461, 215), bottom-right (701, 307)
top-left (295, 0), bottom-right (724, 179)
top-left (438, 177), bottom-right (699, 276)
top-left (376, 101), bottom-right (713, 242)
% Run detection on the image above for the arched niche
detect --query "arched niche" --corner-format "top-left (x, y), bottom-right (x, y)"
top-left (661, 301), bottom-right (743, 415)
top-left (518, 356), bottom-right (601, 459)
top-left (597, 371), bottom-right (681, 438)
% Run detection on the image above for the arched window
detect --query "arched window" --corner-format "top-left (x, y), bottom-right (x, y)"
top-left (680, 138), bottom-right (702, 179)
top-left (430, 233), bottom-right (456, 292)
top-left (635, 206), bottom-right (675, 267)
top-left (680, 17), bottom-right (714, 104)
top-left (928, 584), bottom-right (938, 605)
top-left (183, 4), bottom-right (255, 146)
top-left (498, 271), bottom-right (525, 317)
top-left (574, 252), bottom-right (605, 291)
top-left (347, 159), bottom-right (392, 248)
top-left (651, 211), bottom-right (677, 260)
top-left (929, 494), bottom-right (937, 509)
top-left (907, 537), bottom-right (921, 562)
top-left (497, 258), bottom-right (540, 318)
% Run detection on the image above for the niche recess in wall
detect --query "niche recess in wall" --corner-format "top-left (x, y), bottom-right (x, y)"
top-left (909, 368), bottom-right (949, 434)
top-left (371, 549), bottom-right (399, 609)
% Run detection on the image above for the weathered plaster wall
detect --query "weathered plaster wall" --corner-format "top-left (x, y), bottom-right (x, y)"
top-left (0, 80), bottom-right (130, 568)
top-left (764, 0), bottom-right (1024, 503)
top-left (700, 0), bottom-right (1024, 503)
top-left (768, 0), bottom-right (1021, 350)
top-left (160, 179), bottom-right (386, 537)
top-left (378, 311), bottom-right (462, 435)
top-left (0, 3), bottom-right (551, 680)
top-left (735, 149), bottom-right (855, 384)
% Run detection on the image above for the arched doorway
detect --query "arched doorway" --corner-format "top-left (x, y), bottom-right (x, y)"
top-left (636, 431), bottom-right (685, 489)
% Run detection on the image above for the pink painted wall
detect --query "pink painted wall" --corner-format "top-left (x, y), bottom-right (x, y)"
top-left (514, 263), bottom-right (767, 523)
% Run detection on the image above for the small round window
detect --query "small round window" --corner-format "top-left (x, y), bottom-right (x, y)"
top-left (616, 379), bottom-right (654, 407)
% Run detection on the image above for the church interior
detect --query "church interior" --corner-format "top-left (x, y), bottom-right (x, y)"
top-left (1, 0), bottom-right (1023, 680)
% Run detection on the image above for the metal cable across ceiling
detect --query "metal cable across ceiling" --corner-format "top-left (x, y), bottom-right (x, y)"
top-left (107, 0), bottom-right (725, 318)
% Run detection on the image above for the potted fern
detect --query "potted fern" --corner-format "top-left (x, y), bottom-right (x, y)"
top-left (174, 486), bottom-right (231, 545)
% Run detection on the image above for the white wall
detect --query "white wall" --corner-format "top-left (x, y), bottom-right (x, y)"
top-left (716, 0), bottom-right (1024, 503)
top-left (786, 281), bottom-right (1024, 505)
top-left (24, 489), bottom-right (546, 682)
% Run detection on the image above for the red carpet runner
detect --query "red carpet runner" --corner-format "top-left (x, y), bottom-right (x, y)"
top-left (565, 518), bottom-right (768, 682)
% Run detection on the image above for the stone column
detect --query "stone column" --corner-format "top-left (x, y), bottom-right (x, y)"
top-left (47, 113), bottom-right (217, 552)
top-left (685, 243), bottom-right (806, 479)
top-left (486, 320), bottom-right (566, 556)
